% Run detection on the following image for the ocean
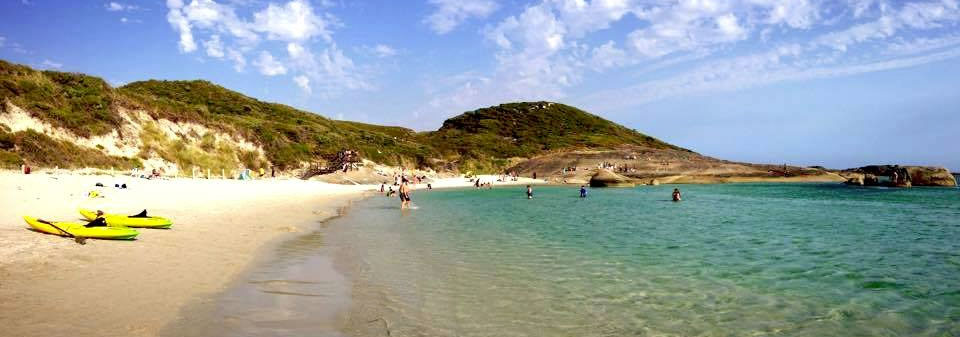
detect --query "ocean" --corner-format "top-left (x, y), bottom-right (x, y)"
top-left (177, 183), bottom-right (960, 337)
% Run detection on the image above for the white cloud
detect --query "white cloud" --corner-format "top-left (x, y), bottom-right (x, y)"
top-left (166, 7), bottom-right (197, 52)
top-left (885, 34), bottom-right (960, 55)
top-left (286, 42), bottom-right (372, 97)
top-left (754, 0), bottom-right (821, 28)
top-left (252, 0), bottom-right (331, 42)
top-left (573, 0), bottom-right (960, 110)
top-left (41, 60), bottom-right (63, 69)
top-left (293, 75), bottom-right (311, 93)
top-left (421, 0), bottom-right (960, 125)
top-left (254, 51), bottom-right (287, 75)
top-left (815, 0), bottom-right (960, 52)
top-left (578, 46), bottom-right (960, 111)
top-left (372, 44), bottom-right (397, 58)
top-left (204, 35), bottom-right (225, 57)
top-left (226, 48), bottom-right (247, 71)
top-left (424, 0), bottom-right (498, 34)
top-left (174, 0), bottom-right (258, 46)
top-left (164, 0), bottom-right (368, 98)
top-left (847, 0), bottom-right (879, 18)
top-left (105, 2), bottom-right (138, 11)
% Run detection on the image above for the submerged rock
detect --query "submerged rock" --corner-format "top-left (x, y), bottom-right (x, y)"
top-left (590, 169), bottom-right (635, 187)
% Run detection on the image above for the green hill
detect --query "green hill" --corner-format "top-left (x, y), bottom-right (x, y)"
top-left (426, 102), bottom-right (690, 172)
top-left (0, 59), bottom-right (687, 174)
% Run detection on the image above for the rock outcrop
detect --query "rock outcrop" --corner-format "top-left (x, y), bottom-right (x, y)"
top-left (842, 165), bottom-right (956, 187)
top-left (907, 166), bottom-right (957, 187)
top-left (590, 169), bottom-right (635, 187)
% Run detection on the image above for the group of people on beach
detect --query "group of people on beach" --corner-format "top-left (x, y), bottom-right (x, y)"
top-left (383, 178), bottom-right (414, 209)
top-left (384, 171), bottom-right (430, 209)
top-left (388, 173), bottom-right (683, 209)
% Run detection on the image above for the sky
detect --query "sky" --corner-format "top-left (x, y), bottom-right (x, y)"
top-left (1, 0), bottom-right (958, 171)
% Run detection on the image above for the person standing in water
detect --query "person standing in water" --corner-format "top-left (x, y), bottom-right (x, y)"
top-left (526, 185), bottom-right (533, 199)
top-left (672, 188), bottom-right (682, 201)
top-left (399, 179), bottom-right (412, 209)
top-left (580, 185), bottom-right (587, 198)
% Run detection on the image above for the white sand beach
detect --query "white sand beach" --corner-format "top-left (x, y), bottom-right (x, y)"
top-left (0, 170), bottom-right (542, 337)
top-left (0, 171), bottom-right (370, 336)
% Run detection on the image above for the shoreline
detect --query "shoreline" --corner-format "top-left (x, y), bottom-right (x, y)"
top-left (156, 194), bottom-right (369, 337)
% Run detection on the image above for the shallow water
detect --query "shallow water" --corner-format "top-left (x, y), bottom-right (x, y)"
top-left (205, 183), bottom-right (960, 336)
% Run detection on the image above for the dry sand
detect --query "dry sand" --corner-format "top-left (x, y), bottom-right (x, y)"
top-left (0, 171), bottom-right (370, 337)
top-left (0, 170), bottom-right (541, 337)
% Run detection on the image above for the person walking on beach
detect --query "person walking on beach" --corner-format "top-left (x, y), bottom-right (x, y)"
top-left (380, 182), bottom-right (385, 193)
top-left (526, 185), bottom-right (533, 199)
top-left (580, 185), bottom-right (587, 198)
top-left (672, 188), bottom-right (682, 202)
top-left (399, 180), bottom-right (412, 209)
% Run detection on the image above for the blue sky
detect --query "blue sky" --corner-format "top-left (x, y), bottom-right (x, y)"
top-left (1, 0), bottom-right (958, 170)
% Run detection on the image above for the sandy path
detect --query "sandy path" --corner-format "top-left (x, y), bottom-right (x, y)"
top-left (0, 171), bottom-right (369, 337)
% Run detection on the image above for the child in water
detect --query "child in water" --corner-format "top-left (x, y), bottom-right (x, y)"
top-left (672, 188), bottom-right (682, 201)
top-left (526, 185), bottom-right (533, 199)
top-left (580, 185), bottom-right (587, 198)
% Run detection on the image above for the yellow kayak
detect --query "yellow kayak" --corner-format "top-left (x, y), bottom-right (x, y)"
top-left (78, 209), bottom-right (173, 229)
top-left (23, 216), bottom-right (139, 240)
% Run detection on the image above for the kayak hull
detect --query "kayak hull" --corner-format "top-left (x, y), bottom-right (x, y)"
top-left (78, 209), bottom-right (173, 229)
top-left (23, 216), bottom-right (139, 240)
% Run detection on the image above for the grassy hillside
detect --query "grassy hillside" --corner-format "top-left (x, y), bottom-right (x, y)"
top-left (0, 60), bottom-right (122, 138)
top-left (120, 80), bottom-right (437, 168)
top-left (0, 59), bottom-right (688, 173)
top-left (426, 102), bottom-right (691, 172)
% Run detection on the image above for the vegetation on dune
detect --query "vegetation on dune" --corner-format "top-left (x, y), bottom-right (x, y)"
top-left (137, 121), bottom-right (267, 173)
top-left (0, 59), bottom-right (686, 173)
top-left (120, 80), bottom-right (438, 169)
top-left (0, 60), bottom-right (121, 137)
top-left (0, 129), bottom-right (141, 169)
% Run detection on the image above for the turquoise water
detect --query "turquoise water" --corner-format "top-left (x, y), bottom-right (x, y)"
top-left (192, 183), bottom-right (960, 336)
